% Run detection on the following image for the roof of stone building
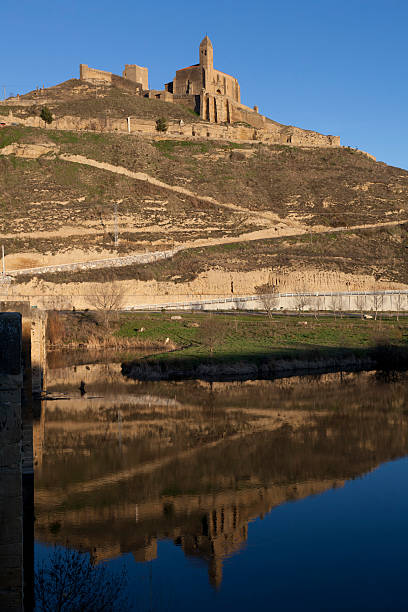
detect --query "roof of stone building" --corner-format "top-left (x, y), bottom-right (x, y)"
top-left (177, 64), bottom-right (200, 72)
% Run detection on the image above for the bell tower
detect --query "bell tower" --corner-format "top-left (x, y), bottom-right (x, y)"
top-left (199, 36), bottom-right (213, 90)
top-left (199, 36), bottom-right (213, 69)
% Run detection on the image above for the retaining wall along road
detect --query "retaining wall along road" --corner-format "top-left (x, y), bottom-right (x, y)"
top-left (8, 248), bottom-right (179, 278)
top-left (126, 290), bottom-right (408, 313)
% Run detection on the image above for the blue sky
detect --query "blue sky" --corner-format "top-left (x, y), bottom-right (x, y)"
top-left (1, 0), bottom-right (407, 168)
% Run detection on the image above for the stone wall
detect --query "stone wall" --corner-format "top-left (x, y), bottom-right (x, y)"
top-left (230, 101), bottom-right (267, 129)
top-left (5, 104), bottom-right (340, 148)
top-left (0, 301), bottom-right (47, 401)
top-left (9, 248), bottom-right (178, 278)
top-left (173, 65), bottom-right (203, 96)
top-left (289, 126), bottom-right (340, 147)
top-left (6, 263), bottom-right (408, 312)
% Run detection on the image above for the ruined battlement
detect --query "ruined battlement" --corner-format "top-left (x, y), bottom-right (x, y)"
top-left (80, 64), bottom-right (113, 83)
top-left (80, 63), bottom-right (147, 93)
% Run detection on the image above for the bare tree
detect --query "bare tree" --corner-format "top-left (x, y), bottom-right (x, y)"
top-left (330, 294), bottom-right (343, 319)
top-left (314, 294), bottom-right (323, 319)
top-left (294, 292), bottom-right (311, 316)
top-left (88, 274), bottom-right (125, 328)
top-left (35, 546), bottom-right (128, 612)
top-left (200, 315), bottom-right (227, 354)
top-left (255, 283), bottom-right (280, 319)
top-left (355, 294), bottom-right (366, 319)
top-left (394, 292), bottom-right (403, 321)
top-left (372, 291), bottom-right (384, 321)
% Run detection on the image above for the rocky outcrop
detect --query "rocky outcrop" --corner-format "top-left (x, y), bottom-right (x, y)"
top-left (0, 142), bottom-right (59, 158)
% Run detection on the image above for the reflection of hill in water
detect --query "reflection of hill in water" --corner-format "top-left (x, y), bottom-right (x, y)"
top-left (35, 362), bottom-right (408, 587)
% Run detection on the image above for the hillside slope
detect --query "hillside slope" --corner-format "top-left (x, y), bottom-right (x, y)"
top-left (0, 121), bottom-right (407, 302)
top-left (1, 79), bottom-right (199, 123)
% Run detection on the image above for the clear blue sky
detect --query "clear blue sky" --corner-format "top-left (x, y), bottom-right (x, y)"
top-left (1, 0), bottom-right (407, 168)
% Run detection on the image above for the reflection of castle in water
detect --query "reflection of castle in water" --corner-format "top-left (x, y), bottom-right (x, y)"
top-left (34, 359), bottom-right (408, 587)
top-left (35, 476), bottom-right (342, 588)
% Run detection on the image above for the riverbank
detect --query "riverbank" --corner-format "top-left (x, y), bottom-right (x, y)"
top-left (47, 310), bottom-right (408, 380)
top-left (122, 346), bottom-right (408, 382)
top-left (116, 312), bottom-right (408, 381)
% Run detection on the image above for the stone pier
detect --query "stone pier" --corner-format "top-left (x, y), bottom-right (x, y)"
top-left (0, 313), bottom-right (24, 611)
top-left (31, 310), bottom-right (47, 399)
top-left (0, 302), bottom-right (47, 400)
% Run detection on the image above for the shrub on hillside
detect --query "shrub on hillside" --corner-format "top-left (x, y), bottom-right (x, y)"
top-left (155, 117), bottom-right (168, 132)
top-left (40, 106), bottom-right (53, 126)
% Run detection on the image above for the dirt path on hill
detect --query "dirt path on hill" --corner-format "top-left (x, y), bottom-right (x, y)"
top-left (60, 153), bottom-right (408, 238)
top-left (7, 153), bottom-right (408, 273)
top-left (59, 153), bottom-right (291, 228)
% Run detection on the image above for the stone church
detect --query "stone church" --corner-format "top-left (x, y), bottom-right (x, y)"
top-left (167, 36), bottom-right (240, 101)
top-left (164, 36), bottom-right (241, 122)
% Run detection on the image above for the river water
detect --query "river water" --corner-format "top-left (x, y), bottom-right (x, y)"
top-left (34, 351), bottom-right (408, 611)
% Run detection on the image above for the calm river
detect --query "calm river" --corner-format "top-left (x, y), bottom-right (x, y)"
top-left (34, 351), bottom-right (408, 611)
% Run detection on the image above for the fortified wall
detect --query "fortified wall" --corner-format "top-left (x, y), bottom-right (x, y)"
top-left (5, 109), bottom-right (340, 147)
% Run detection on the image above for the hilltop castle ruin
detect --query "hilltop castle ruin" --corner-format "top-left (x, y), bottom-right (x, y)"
top-left (79, 37), bottom-right (250, 125)
top-left (79, 36), bottom-right (336, 139)
top-left (2, 37), bottom-right (340, 147)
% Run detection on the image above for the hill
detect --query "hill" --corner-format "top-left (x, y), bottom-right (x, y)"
top-left (0, 113), bottom-right (407, 307)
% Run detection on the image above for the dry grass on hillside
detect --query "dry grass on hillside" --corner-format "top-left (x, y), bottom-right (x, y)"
top-left (54, 131), bottom-right (408, 228)
top-left (0, 138), bottom-right (251, 256)
top-left (3, 126), bottom-right (408, 233)
top-left (16, 79), bottom-right (199, 122)
top-left (2, 124), bottom-right (408, 285)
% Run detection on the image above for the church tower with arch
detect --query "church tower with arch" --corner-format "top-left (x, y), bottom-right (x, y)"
top-left (165, 36), bottom-right (241, 117)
